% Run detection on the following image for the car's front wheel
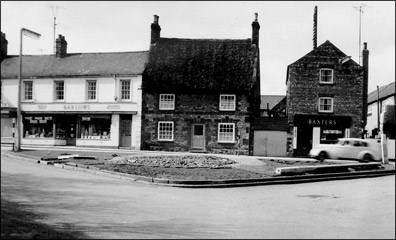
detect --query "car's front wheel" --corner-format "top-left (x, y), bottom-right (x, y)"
top-left (362, 153), bottom-right (373, 162)
top-left (316, 151), bottom-right (327, 162)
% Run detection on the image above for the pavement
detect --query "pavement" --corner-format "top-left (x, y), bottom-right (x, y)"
top-left (1, 144), bottom-right (395, 188)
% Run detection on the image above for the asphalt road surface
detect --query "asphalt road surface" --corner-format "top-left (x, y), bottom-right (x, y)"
top-left (1, 153), bottom-right (395, 239)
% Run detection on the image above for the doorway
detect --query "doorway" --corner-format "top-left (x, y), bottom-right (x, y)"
top-left (191, 124), bottom-right (205, 150)
top-left (120, 115), bottom-right (132, 148)
top-left (65, 116), bottom-right (77, 146)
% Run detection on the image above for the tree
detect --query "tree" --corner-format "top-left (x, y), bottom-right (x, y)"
top-left (383, 105), bottom-right (395, 139)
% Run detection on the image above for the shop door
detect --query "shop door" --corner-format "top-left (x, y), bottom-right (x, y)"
top-left (66, 117), bottom-right (77, 146)
top-left (191, 124), bottom-right (205, 149)
top-left (120, 116), bottom-right (132, 147)
top-left (296, 126), bottom-right (313, 157)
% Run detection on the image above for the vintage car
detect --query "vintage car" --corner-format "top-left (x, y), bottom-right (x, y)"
top-left (309, 138), bottom-right (382, 162)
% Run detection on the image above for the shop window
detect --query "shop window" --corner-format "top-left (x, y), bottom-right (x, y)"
top-left (159, 94), bottom-right (175, 110)
top-left (219, 94), bottom-right (236, 111)
top-left (23, 116), bottom-right (53, 138)
top-left (218, 123), bottom-right (235, 143)
top-left (319, 69), bottom-right (334, 84)
top-left (54, 81), bottom-right (64, 101)
top-left (120, 79), bottom-right (131, 100)
top-left (158, 121), bottom-right (174, 141)
top-left (87, 80), bottom-right (97, 100)
top-left (79, 115), bottom-right (111, 139)
top-left (318, 97), bottom-right (333, 113)
top-left (320, 129), bottom-right (343, 144)
top-left (367, 105), bottom-right (372, 117)
top-left (23, 81), bottom-right (33, 101)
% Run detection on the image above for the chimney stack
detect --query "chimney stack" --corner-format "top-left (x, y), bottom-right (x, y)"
top-left (313, 6), bottom-right (318, 49)
top-left (150, 15), bottom-right (161, 45)
top-left (362, 42), bottom-right (369, 128)
top-left (251, 13), bottom-right (260, 46)
top-left (1, 32), bottom-right (8, 62)
top-left (55, 34), bottom-right (67, 58)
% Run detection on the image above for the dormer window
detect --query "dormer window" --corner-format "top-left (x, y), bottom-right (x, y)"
top-left (319, 68), bottom-right (334, 84)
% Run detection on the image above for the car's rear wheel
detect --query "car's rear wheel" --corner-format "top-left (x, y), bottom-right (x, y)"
top-left (362, 153), bottom-right (373, 162)
top-left (317, 151), bottom-right (327, 161)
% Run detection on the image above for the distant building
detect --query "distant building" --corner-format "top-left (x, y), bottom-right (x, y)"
top-left (141, 14), bottom-right (261, 155)
top-left (1, 34), bottom-right (148, 149)
top-left (260, 95), bottom-right (285, 117)
top-left (366, 82), bottom-right (395, 138)
top-left (286, 40), bottom-right (368, 156)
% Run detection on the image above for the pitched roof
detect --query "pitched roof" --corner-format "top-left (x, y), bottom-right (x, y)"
top-left (260, 95), bottom-right (285, 110)
top-left (143, 37), bottom-right (257, 93)
top-left (367, 82), bottom-right (395, 104)
top-left (1, 51), bottom-right (149, 79)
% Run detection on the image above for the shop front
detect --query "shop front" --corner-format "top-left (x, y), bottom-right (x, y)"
top-left (20, 103), bottom-right (138, 148)
top-left (292, 114), bottom-right (352, 156)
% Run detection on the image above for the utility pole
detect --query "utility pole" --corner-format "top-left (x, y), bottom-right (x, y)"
top-left (353, 3), bottom-right (370, 65)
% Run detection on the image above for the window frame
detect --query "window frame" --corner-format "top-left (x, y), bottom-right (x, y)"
top-left (120, 79), bottom-right (131, 101)
top-left (319, 68), bottom-right (334, 84)
top-left (158, 121), bottom-right (174, 141)
top-left (318, 97), bottom-right (334, 113)
top-left (54, 80), bottom-right (65, 101)
top-left (86, 80), bottom-right (97, 101)
top-left (23, 80), bottom-right (34, 102)
top-left (218, 123), bottom-right (235, 143)
top-left (159, 94), bottom-right (175, 110)
top-left (219, 94), bottom-right (236, 111)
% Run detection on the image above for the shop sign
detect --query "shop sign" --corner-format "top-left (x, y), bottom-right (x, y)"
top-left (38, 105), bottom-right (47, 110)
top-left (64, 104), bottom-right (91, 111)
top-left (39, 120), bottom-right (47, 123)
top-left (44, 117), bottom-right (52, 120)
top-left (82, 117), bottom-right (91, 121)
top-left (106, 104), bottom-right (121, 110)
top-left (30, 120), bottom-right (38, 124)
top-left (294, 114), bottom-right (352, 128)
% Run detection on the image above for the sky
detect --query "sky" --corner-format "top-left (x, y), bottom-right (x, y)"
top-left (1, 1), bottom-right (395, 95)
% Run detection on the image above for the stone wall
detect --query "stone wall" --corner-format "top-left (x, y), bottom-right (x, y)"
top-left (141, 93), bottom-right (251, 155)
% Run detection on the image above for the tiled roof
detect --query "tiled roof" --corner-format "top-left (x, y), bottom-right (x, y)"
top-left (367, 82), bottom-right (395, 103)
top-left (260, 95), bottom-right (285, 110)
top-left (1, 51), bottom-right (149, 79)
top-left (143, 37), bottom-right (257, 93)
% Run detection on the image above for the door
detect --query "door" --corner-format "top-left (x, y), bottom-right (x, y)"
top-left (191, 124), bottom-right (205, 149)
top-left (120, 115), bottom-right (132, 147)
top-left (66, 117), bottom-right (77, 146)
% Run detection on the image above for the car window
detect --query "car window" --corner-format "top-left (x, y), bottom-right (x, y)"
top-left (353, 141), bottom-right (361, 147)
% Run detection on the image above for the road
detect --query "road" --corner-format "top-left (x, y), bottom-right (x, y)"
top-left (1, 152), bottom-right (395, 239)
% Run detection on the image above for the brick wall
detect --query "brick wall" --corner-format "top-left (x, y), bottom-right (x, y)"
top-left (141, 93), bottom-right (251, 155)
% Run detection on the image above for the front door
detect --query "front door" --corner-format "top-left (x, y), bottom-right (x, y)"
top-left (192, 124), bottom-right (205, 149)
top-left (66, 117), bottom-right (77, 146)
top-left (120, 115), bottom-right (132, 148)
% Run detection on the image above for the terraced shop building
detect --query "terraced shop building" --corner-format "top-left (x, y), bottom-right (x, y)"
top-left (286, 40), bottom-right (368, 156)
top-left (1, 34), bottom-right (148, 149)
top-left (141, 15), bottom-right (261, 155)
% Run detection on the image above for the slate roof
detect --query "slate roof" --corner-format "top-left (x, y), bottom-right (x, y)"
top-left (1, 51), bottom-right (149, 79)
top-left (143, 37), bottom-right (258, 93)
top-left (260, 95), bottom-right (285, 110)
top-left (367, 82), bottom-right (395, 104)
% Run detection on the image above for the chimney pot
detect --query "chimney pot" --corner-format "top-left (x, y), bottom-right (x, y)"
top-left (154, 15), bottom-right (159, 24)
top-left (251, 13), bottom-right (260, 46)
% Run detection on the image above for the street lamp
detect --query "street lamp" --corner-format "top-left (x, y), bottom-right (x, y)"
top-left (14, 28), bottom-right (41, 151)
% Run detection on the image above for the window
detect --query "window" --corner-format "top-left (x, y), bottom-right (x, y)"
top-left (319, 97), bottom-right (334, 113)
top-left (23, 81), bottom-right (33, 101)
top-left (120, 79), bottom-right (131, 100)
top-left (79, 115), bottom-right (111, 140)
top-left (159, 94), bottom-right (175, 110)
top-left (158, 121), bottom-right (174, 141)
top-left (54, 81), bottom-right (64, 101)
top-left (23, 116), bottom-right (53, 138)
top-left (87, 80), bottom-right (97, 100)
top-left (367, 105), bottom-right (372, 117)
top-left (218, 123), bottom-right (235, 143)
top-left (219, 94), bottom-right (236, 111)
top-left (319, 68), bottom-right (334, 84)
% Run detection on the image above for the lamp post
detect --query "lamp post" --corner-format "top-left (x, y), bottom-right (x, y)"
top-left (14, 28), bottom-right (41, 151)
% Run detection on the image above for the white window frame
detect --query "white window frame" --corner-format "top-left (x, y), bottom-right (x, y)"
top-left (319, 68), bottom-right (334, 84)
top-left (219, 94), bottom-right (236, 111)
top-left (318, 97), bottom-right (334, 113)
top-left (158, 121), bottom-right (174, 141)
top-left (120, 79), bottom-right (131, 101)
top-left (23, 80), bottom-right (34, 102)
top-left (159, 94), bottom-right (175, 110)
top-left (54, 80), bottom-right (65, 101)
top-left (86, 80), bottom-right (97, 101)
top-left (218, 123), bottom-right (235, 143)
